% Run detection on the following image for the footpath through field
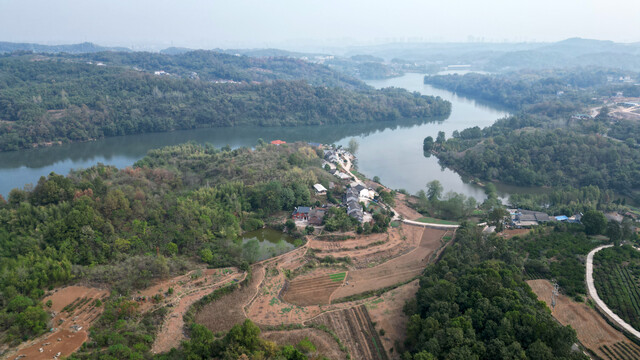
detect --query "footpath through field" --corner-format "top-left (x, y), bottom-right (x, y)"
top-left (586, 244), bottom-right (640, 339)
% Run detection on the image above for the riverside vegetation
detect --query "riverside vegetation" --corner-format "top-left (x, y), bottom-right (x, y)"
top-left (0, 51), bottom-right (451, 151)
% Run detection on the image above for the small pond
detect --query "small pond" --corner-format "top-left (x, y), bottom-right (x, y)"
top-left (239, 228), bottom-right (298, 261)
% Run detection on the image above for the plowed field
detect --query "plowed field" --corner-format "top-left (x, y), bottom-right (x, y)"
top-left (282, 272), bottom-right (346, 305)
top-left (311, 305), bottom-right (387, 360)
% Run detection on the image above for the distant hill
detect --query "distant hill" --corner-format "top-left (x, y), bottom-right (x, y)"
top-left (341, 38), bottom-right (640, 72)
top-left (0, 41), bottom-right (131, 54)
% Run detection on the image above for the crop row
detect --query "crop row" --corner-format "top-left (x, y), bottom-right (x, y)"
top-left (600, 342), bottom-right (640, 360)
top-left (595, 264), bottom-right (640, 330)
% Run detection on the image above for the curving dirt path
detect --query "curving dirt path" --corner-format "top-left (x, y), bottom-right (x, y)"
top-left (586, 244), bottom-right (640, 339)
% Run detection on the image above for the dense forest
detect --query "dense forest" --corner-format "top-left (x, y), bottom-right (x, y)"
top-left (423, 68), bottom-right (626, 111)
top-left (0, 142), bottom-right (333, 345)
top-left (437, 128), bottom-right (640, 194)
top-left (424, 69), bottom-right (640, 200)
top-left (403, 223), bottom-right (588, 360)
top-left (0, 53), bottom-right (451, 151)
top-left (68, 50), bottom-right (367, 89)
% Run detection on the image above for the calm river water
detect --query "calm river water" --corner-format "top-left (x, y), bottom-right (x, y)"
top-left (0, 73), bottom-right (510, 200)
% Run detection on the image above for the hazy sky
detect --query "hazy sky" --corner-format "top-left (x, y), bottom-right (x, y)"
top-left (1, 0), bottom-right (639, 50)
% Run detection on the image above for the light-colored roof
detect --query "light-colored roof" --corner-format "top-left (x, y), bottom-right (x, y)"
top-left (313, 184), bottom-right (327, 192)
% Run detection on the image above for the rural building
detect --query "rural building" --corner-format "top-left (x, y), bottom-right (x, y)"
top-left (292, 206), bottom-right (310, 220)
top-left (313, 183), bottom-right (327, 195)
top-left (308, 209), bottom-right (326, 226)
top-left (322, 160), bottom-right (336, 170)
top-left (605, 212), bottom-right (623, 223)
top-left (511, 209), bottom-right (551, 228)
top-left (271, 140), bottom-right (287, 145)
top-left (347, 200), bottom-right (364, 222)
top-left (324, 150), bottom-right (340, 164)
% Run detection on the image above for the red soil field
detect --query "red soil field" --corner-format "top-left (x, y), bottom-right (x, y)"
top-left (8, 286), bottom-right (109, 360)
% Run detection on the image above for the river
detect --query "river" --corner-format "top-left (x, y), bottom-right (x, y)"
top-left (0, 73), bottom-right (510, 200)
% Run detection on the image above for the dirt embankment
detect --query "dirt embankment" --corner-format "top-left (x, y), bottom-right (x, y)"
top-left (308, 225), bottom-right (425, 268)
top-left (393, 193), bottom-right (423, 221)
top-left (528, 279), bottom-right (640, 359)
top-left (367, 280), bottom-right (421, 359)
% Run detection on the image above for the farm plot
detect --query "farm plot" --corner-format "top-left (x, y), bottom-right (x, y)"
top-left (282, 272), bottom-right (347, 306)
top-left (599, 341), bottom-right (640, 360)
top-left (151, 270), bottom-right (244, 354)
top-left (594, 263), bottom-right (640, 331)
top-left (310, 305), bottom-right (388, 360)
top-left (196, 264), bottom-right (266, 333)
top-left (528, 279), bottom-right (640, 359)
top-left (8, 286), bottom-right (109, 360)
top-left (331, 228), bottom-right (448, 301)
top-left (309, 226), bottom-right (423, 268)
top-left (366, 280), bottom-right (420, 359)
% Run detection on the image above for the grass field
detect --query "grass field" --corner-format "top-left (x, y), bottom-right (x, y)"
top-left (329, 272), bottom-right (347, 282)
top-left (416, 217), bottom-right (459, 225)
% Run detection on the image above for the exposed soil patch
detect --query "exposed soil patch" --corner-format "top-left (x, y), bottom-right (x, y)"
top-left (393, 194), bottom-right (423, 221)
top-left (195, 265), bottom-right (265, 333)
top-left (310, 305), bottom-right (387, 360)
top-left (331, 228), bottom-right (447, 300)
top-left (151, 269), bottom-right (244, 354)
top-left (8, 286), bottom-right (109, 360)
top-left (367, 280), bottom-right (420, 359)
top-left (528, 279), bottom-right (640, 359)
top-left (262, 328), bottom-right (347, 360)
top-left (498, 228), bottom-right (531, 239)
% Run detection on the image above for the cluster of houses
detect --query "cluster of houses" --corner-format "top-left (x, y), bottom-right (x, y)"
top-left (323, 149), bottom-right (354, 180)
top-left (291, 206), bottom-right (327, 226)
top-left (508, 209), bottom-right (582, 228)
top-left (288, 142), bottom-right (380, 226)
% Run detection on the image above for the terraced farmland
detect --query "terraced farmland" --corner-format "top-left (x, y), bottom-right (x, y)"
top-left (311, 305), bottom-right (388, 360)
top-left (282, 272), bottom-right (346, 306)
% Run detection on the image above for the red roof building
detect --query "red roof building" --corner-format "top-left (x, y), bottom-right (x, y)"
top-left (270, 140), bottom-right (286, 145)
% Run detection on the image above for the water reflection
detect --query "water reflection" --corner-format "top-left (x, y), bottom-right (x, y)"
top-left (0, 73), bottom-right (510, 200)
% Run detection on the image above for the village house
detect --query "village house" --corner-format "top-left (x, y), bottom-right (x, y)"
top-left (511, 209), bottom-right (552, 228)
top-left (343, 188), bottom-right (364, 222)
top-left (313, 183), bottom-right (327, 195)
top-left (324, 150), bottom-right (340, 164)
top-left (308, 208), bottom-right (326, 226)
top-left (291, 206), bottom-right (310, 220)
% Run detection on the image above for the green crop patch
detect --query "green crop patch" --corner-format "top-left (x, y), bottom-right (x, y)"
top-left (329, 272), bottom-right (346, 282)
